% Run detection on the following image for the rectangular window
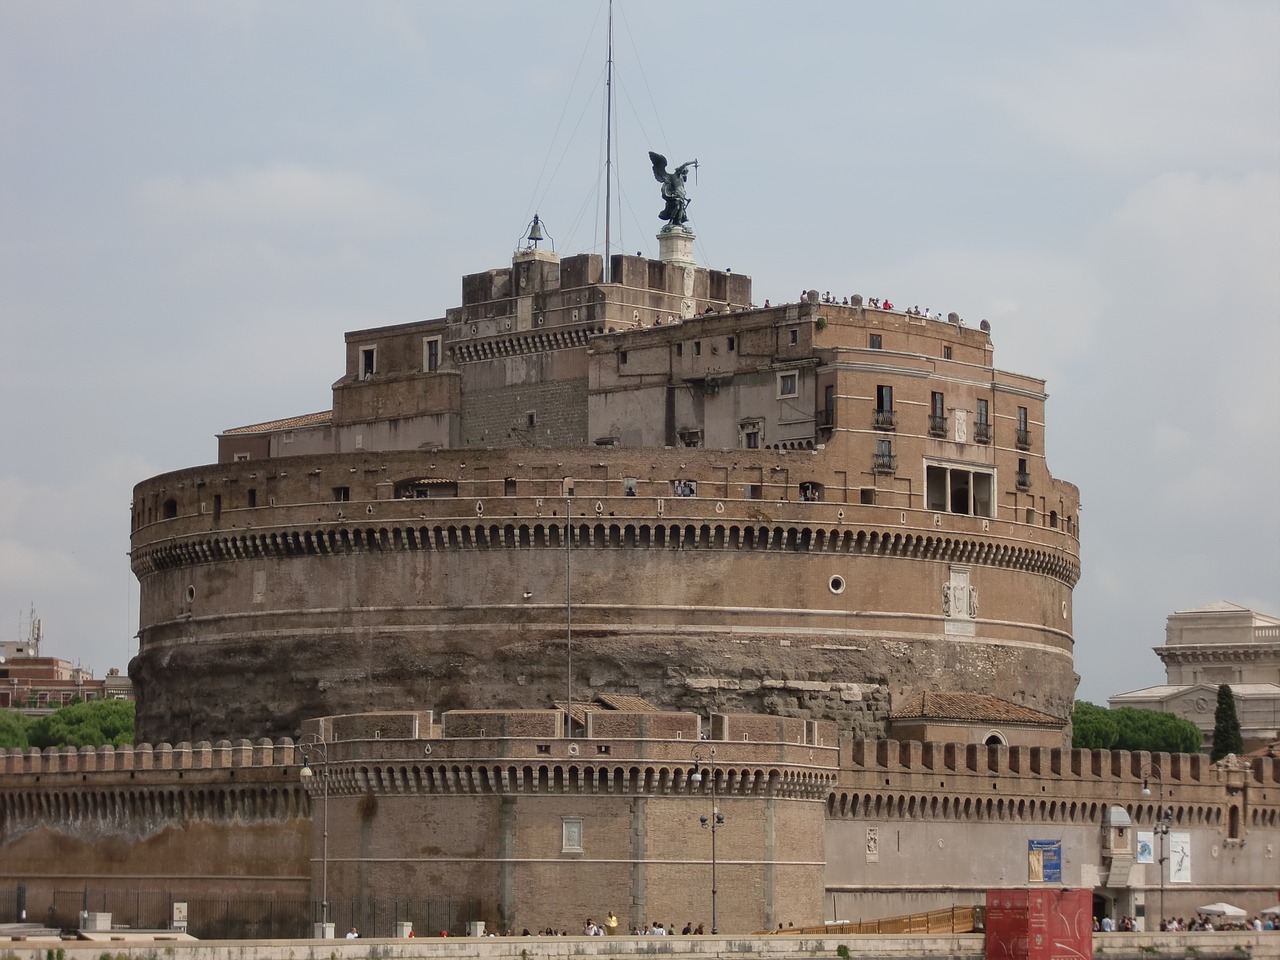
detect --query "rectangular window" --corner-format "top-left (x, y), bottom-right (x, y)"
top-left (527, 411), bottom-right (537, 428)
top-left (929, 391), bottom-right (947, 438)
top-left (778, 372), bottom-right (798, 398)
top-left (423, 336), bottom-right (442, 373)
top-left (869, 334), bottom-right (882, 350)
top-left (925, 463), bottom-right (995, 518)
top-left (1017, 406), bottom-right (1031, 449)
top-left (247, 489), bottom-right (257, 508)
top-left (727, 336), bottom-right (736, 352)
top-left (360, 346), bottom-right (376, 380)
top-left (676, 343), bottom-right (684, 358)
top-left (619, 350), bottom-right (628, 365)
top-left (333, 486), bottom-right (350, 502)
top-left (741, 419), bottom-right (763, 449)
top-left (233, 452), bottom-right (251, 462)
top-left (1017, 457), bottom-right (1031, 491)
top-left (694, 341), bottom-right (702, 356)
top-left (874, 438), bottom-right (895, 473)
top-left (874, 384), bottom-right (895, 430)
top-left (943, 346), bottom-right (952, 360)
top-left (859, 487), bottom-right (876, 505)
top-left (975, 398), bottom-right (991, 444)
top-left (789, 328), bottom-right (799, 345)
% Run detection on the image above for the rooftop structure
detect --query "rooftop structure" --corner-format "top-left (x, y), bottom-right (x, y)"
top-left (1110, 601), bottom-right (1280, 752)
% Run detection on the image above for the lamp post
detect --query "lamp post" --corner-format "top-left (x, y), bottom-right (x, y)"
top-left (1140, 764), bottom-right (1172, 932)
top-left (690, 747), bottom-right (723, 934)
top-left (299, 735), bottom-right (331, 938)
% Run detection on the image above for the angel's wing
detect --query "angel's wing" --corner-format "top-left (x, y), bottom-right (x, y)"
top-left (648, 151), bottom-right (668, 183)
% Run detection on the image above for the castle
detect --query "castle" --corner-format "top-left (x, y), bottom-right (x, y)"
top-left (2, 221), bottom-right (1274, 938)
top-left (127, 227), bottom-right (1080, 745)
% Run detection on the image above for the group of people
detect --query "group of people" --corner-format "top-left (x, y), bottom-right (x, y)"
top-left (1160, 914), bottom-right (1275, 932)
top-left (1095, 914), bottom-right (1278, 932)
top-left (672, 480), bottom-right (697, 497)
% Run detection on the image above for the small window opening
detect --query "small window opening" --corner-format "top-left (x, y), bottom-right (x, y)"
top-left (727, 336), bottom-right (736, 351)
top-left (869, 333), bottom-right (882, 350)
top-left (623, 477), bottom-right (638, 497)
top-left (860, 488), bottom-right (876, 505)
top-left (247, 489), bottom-right (257, 508)
top-left (620, 350), bottom-right (628, 364)
top-left (163, 498), bottom-right (178, 519)
top-left (333, 486), bottom-right (350, 502)
top-left (676, 343), bottom-right (684, 357)
top-left (789, 328), bottom-right (798, 345)
top-left (361, 347), bottom-right (376, 380)
top-left (943, 346), bottom-right (952, 360)
top-left (527, 411), bottom-right (537, 428)
top-left (694, 341), bottom-right (702, 357)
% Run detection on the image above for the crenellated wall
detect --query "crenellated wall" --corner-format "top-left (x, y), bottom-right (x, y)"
top-left (2, 719), bottom-right (1277, 937)
top-left (824, 740), bottom-right (1280, 926)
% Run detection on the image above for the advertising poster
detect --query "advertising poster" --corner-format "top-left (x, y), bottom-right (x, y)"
top-left (1028, 839), bottom-right (1062, 883)
top-left (1136, 831), bottom-right (1154, 864)
top-left (1168, 832), bottom-right (1192, 883)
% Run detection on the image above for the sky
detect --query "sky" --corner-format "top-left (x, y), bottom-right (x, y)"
top-left (1, 1), bottom-right (1276, 706)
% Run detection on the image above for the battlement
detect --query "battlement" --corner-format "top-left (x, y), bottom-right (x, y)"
top-left (0, 738), bottom-right (302, 776)
top-left (847, 739), bottom-right (1279, 786)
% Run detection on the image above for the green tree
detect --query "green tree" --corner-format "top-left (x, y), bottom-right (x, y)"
top-left (29, 699), bottom-right (135, 748)
top-left (1072, 701), bottom-right (1201, 754)
top-left (1071, 701), bottom-right (1118, 750)
top-left (1210, 683), bottom-right (1244, 761)
top-left (0, 709), bottom-right (35, 749)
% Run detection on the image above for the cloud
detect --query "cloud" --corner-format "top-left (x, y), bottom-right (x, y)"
top-left (138, 163), bottom-right (419, 230)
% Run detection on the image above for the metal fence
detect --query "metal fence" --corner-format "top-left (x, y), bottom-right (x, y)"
top-left (18, 888), bottom-right (480, 940)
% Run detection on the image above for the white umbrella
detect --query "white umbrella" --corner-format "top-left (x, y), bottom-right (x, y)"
top-left (1197, 902), bottom-right (1247, 917)
top-left (1260, 905), bottom-right (1280, 917)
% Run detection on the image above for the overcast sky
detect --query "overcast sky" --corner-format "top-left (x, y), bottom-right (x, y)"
top-left (1, 1), bottom-right (1276, 706)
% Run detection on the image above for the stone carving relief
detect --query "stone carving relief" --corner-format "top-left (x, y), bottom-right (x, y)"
top-left (944, 565), bottom-right (977, 635)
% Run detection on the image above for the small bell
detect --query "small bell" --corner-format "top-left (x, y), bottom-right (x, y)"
top-left (526, 215), bottom-right (545, 246)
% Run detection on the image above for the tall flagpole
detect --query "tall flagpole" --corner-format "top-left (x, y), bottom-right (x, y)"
top-left (603, 0), bottom-right (614, 282)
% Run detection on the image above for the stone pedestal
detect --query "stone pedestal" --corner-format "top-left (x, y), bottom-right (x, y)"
top-left (658, 226), bottom-right (695, 265)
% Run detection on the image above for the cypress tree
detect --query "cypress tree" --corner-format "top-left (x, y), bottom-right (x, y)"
top-left (1210, 683), bottom-right (1244, 761)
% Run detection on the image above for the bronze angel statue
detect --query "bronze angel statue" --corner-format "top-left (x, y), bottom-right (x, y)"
top-left (649, 151), bottom-right (697, 228)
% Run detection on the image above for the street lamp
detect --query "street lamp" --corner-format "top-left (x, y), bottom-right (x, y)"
top-left (1140, 765), bottom-right (1173, 932)
top-left (690, 747), bottom-right (723, 934)
top-left (299, 735), bottom-right (331, 937)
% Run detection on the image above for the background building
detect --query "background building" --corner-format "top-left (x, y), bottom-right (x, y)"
top-left (1110, 601), bottom-right (1280, 754)
top-left (0, 613), bottom-right (133, 716)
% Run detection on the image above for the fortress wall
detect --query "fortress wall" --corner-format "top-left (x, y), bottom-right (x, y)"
top-left (846, 739), bottom-right (1279, 789)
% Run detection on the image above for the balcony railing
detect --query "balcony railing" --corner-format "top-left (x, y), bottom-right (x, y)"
top-left (1016, 471), bottom-right (1031, 491)
top-left (873, 453), bottom-right (898, 474)
top-left (873, 409), bottom-right (897, 431)
top-left (974, 421), bottom-right (991, 444)
top-left (928, 415), bottom-right (947, 438)
top-left (817, 407), bottom-right (834, 428)
top-left (1016, 427), bottom-right (1031, 450)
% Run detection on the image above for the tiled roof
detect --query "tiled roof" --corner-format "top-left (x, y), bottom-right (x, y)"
top-left (219, 411), bottom-right (332, 436)
top-left (554, 694), bottom-right (661, 723)
top-left (595, 694), bottom-right (661, 712)
top-left (890, 691), bottom-right (1061, 726)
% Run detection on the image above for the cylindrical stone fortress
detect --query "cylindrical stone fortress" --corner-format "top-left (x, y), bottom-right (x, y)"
top-left (129, 248), bottom-right (1080, 744)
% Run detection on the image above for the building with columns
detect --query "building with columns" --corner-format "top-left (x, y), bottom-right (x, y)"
top-left (1110, 601), bottom-right (1280, 753)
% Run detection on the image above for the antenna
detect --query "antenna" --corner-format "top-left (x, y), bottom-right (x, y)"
top-left (603, 0), bottom-right (615, 282)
